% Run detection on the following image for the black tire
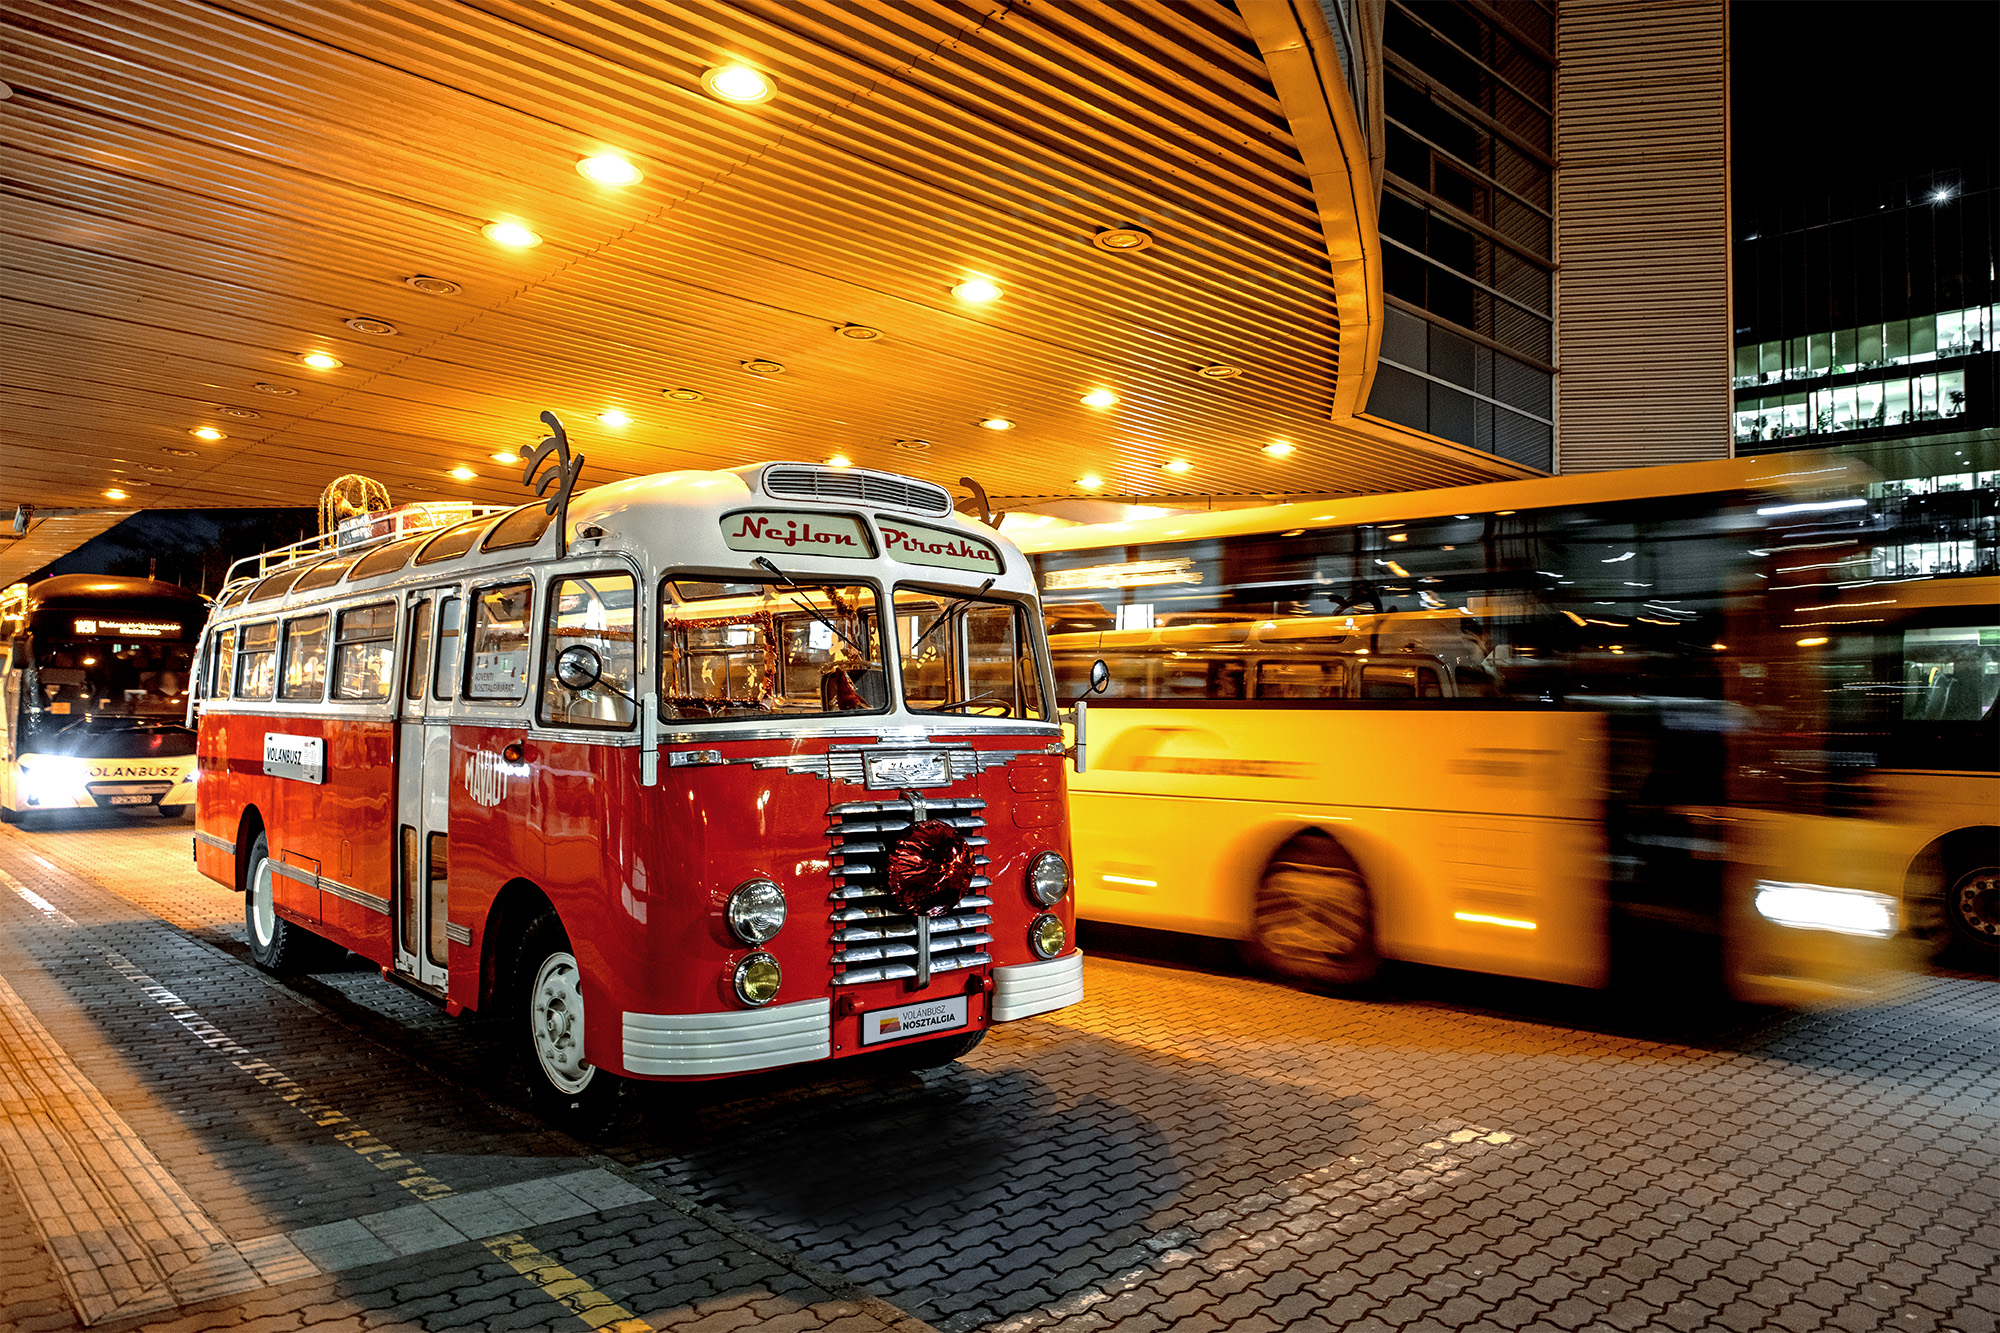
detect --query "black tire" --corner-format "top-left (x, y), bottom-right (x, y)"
top-left (1943, 862), bottom-right (2000, 964)
top-left (159, 804), bottom-right (190, 820)
top-left (1243, 833), bottom-right (1381, 989)
top-left (883, 1024), bottom-right (988, 1071)
top-left (242, 831), bottom-right (328, 973)
top-left (512, 909), bottom-right (630, 1133)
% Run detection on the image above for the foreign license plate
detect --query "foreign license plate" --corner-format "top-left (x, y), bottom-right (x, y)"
top-left (108, 794), bottom-right (155, 805)
top-left (863, 749), bottom-right (951, 788)
top-left (858, 994), bottom-right (969, 1046)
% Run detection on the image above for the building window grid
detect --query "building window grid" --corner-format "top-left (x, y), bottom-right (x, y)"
top-left (1732, 304), bottom-right (1996, 389)
top-left (1385, 1), bottom-right (1553, 117)
top-left (1383, 115), bottom-right (1553, 226)
top-left (1734, 368), bottom-right (1969, 445)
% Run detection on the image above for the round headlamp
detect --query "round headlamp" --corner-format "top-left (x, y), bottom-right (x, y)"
top-left (1027, 851), bottom-right (1071, 907)
top-left (1029, 914), bottom-right (1067, 960)
top-left (733, 952), bottom-right (782, 1006)
top-left (726, 878), bottom-right (787, 944)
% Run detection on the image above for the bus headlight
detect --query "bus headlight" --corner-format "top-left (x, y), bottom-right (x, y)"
top-left (726, 878), bottom-right (787, 944)
top-left (733, 952), bottom-right (782, 1005)
top-left (1029, 913), bottom-right (1066, 959)
top-left (1753, 881), bottom-right (1898, 939)
top-left (1027, 852), bottom-right (1070, 907)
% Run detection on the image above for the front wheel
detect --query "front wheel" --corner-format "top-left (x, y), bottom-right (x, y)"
top-left (513, 910), bottom-right (630, 1132)
top-left (242, 832), bottom-right (329, 972)
top-left (1944, 862), bottom-right (2000, 964)
top-left (1243, 834), bottom-right (1381, 989)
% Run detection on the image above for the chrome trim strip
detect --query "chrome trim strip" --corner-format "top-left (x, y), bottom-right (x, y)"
top-left (271, 860), bottom-right (318, 889)
top-left (445, 922), bottom-right (472, 946)
top-left (274, 865), bottom-right (391, 916)
top-left (992, 951), bottom-right (1084, 1022)
top-left (622, 998), bottom-right (831, 1077)
top-left (192, 830), bottom-right (235, 856)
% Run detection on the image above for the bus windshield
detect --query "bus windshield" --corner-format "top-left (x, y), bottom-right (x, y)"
top-left (32, 635), bottom-right (195, 721)
top-left (894, 587), bottom-right (1048, 720)
top-left (662, 577), bottom-right (885, 721)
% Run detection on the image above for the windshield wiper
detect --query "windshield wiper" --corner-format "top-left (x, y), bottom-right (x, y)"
top-left (922, 689), bottom-right (1005, 714)
top-left (907, 577), bottom-right (997, 659)
top-left (751, 557), bottom-right (870, 658)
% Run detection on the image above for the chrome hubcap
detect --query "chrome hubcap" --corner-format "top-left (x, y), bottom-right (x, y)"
top-left (1954, 869), bottom-right (1999, 939)
top-left (529, 951), bottom-right (593, 1094)
top-left (249, 856), bottom-right (277, 949)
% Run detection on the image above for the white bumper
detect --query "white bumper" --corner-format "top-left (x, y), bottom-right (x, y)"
top-left (991, 951), bottom-right (1084, 1023)
top-left (622, 998), bottom-right (831, 1078)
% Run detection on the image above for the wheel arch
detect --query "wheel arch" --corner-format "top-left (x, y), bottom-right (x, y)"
top-left (479, 876), bottom-right (557, 1013)
top-left (233, 806), bottom-right (266, 894)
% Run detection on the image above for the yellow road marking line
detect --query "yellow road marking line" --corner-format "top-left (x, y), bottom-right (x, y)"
top-left (481, 1233), bottom-right (654, 1331)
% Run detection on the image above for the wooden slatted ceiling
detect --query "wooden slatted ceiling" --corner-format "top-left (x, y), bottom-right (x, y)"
top-left (0, 0), bottom-right (1533, 522)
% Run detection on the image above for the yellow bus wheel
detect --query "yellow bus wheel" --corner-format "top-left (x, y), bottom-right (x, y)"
top-left (1245, 836), bottom-right (1380, 989)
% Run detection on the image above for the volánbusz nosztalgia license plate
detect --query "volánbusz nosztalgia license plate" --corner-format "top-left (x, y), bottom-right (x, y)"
top-left (858, 994), bottom-right (969, 1045)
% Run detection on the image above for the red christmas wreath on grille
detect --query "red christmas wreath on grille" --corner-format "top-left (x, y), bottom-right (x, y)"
top-left (885, 819), bottom-right (975, 916)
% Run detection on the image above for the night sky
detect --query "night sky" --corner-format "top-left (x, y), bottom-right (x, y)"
top-left (26, 3), bottom-right (2000, 588)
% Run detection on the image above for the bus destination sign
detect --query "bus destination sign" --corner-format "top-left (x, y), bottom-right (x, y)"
top-left (879, 518), bottom-right (1002, 574)
top-left (721, 510), bottom-right (876, 558)
top-left (263, 732), bottom-right (326, 784)
top-left (74, 616), bottom-right (182, 639)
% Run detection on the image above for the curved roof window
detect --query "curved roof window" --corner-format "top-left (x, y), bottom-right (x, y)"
top-left (413, 515), bottom-right (497, 566)
top-left (347, 533), bottom-right (428, 582)
top-left (251, 561), bottom-right (327, 602)
top-left (481, 504), bottom-right (556, 553)
top-left (293, 554), bottom-right (362, 593)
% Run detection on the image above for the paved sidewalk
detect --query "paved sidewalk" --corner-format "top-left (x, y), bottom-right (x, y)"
top-left (3, 812), bottom-right (1997, 1333)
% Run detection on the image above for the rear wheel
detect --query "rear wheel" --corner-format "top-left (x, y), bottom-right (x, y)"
top-left (1944, 862), bottom-right (2000, 963)
top-left (242, 832), bottom-right (328, 972)
top-left (1244, 834), bottom-right (1381, 989)
top-left (513, 909), bottom-right (630, 1132)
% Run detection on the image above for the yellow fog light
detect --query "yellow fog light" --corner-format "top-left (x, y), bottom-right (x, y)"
top-left (733, 952), bottom-right (782, 1005)
top-left (1029, 914), bottom-right (1066, 959)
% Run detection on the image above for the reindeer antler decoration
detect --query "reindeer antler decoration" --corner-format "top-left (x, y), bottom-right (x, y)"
top-left (522, 410), bottom-right (587, 559)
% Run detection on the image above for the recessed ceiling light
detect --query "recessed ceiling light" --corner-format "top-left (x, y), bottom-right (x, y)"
top-left (482, 221), bottom-right (542, 248)
top-left (189, 427), bottom-right (226, 442)
top-left (742, 359), bottom-right (784, 375)
top-left (404, 484), bottom-right (435, 493)
top-left (1197, 364), bottom-right (1242, 379)
top-left (1092, 227), bottom-right (1155, 253)
top-left (1162, 459), bottom-right (1193, 474)
top-left (952, 277), bottom-right (1002, 303)
top-left (1078, 474), bottom-right (1104, 489)
top-left (162, 447), bottom-right (198, 458)
top-left (598, 409), bottom-right (632, 428)
top-left (1262, 441), bottom-right (1295, 457)
top-left (663, 388), bottom-right (705, 401)
top-left (837, 324), bottom-right (883, 340)
top-left (703, 64), bottom-right (775, 104)
top-left (1080, 389), bottom-right (1119, 409)
top-left (252, 382), bottom-right (297, 395)
top-left (577, 155), bottom-right (643, 186)
top-left (344, 316), bottom-right (397, 336)
top-left (218, 406), bottom-right (260, 419)
top-left (826, 455), bottom-right (853, 468)
top-left (490, 450), bottom-right (523, 464)
top-left (404, 274), bottom-right (461, 296)
top-left (893, 438), bottom-right (932, 452)
top-left (300, 352), bottom-right (342, 370)
top-left (450, 466), bottom-right (477, 481)
top-left (103, 488), bottom-right (128, 500)
top-left (978, 417), bottom-right (1014, 431)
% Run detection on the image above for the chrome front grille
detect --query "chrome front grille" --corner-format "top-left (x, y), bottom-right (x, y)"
top-left (763, 466), bottom-right (954, 516)
top-left (827, 796), bottom-right (993, 986)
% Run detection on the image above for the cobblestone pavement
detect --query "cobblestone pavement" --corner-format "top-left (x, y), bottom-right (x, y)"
top-left (3, 810), bottom-right (1997, 1333)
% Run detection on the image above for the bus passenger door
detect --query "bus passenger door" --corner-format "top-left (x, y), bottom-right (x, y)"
top-left (395, 591), bottom-right (455, 990)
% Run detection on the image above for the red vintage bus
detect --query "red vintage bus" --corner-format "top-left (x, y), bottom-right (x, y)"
top-left (190, 448), bottom-right (1082, 1121)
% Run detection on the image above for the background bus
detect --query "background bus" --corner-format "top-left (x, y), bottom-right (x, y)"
top-left (1805, 574), bottom-right (1998, 965)
top-left (0, 575), bottom-right (205, 824)
top-left (1021, 456), bottom-right (1915, 1004)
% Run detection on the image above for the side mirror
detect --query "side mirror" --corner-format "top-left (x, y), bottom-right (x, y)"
top-left (1088, 658), bottom-right (1110, 696)
top-left (554, 644), bottom-right (603, 690)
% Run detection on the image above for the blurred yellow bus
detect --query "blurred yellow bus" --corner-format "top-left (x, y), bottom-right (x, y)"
top-left (1806, 575), bottom-right (1997, 965)
top-left (1020, 456), bottom-right (1920, 1005)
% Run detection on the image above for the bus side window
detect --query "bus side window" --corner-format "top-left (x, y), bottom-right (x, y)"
top-left (236, 622), bottom-right (278, 699)
top-left (433, 597), bottom-right (462, 700)
top-left (210, 627), bottom-right (236, 701)
top-left (280, 614), bottom-right (329, 701)
top-left (332, 603), bottom-right (395, 700)
top-left (1257, 660), bottom-right (1347, 698)
top-left (467, 583), bottom-right (532, 702)
top-left (404, 600), bottom-right (432, 702)
top-left (1362, 663), bottom-right (1443, 699)
top-left (1453, 664), bottom-right (1497, 698)
top-left (540, 573), bottom-right (637, 729)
